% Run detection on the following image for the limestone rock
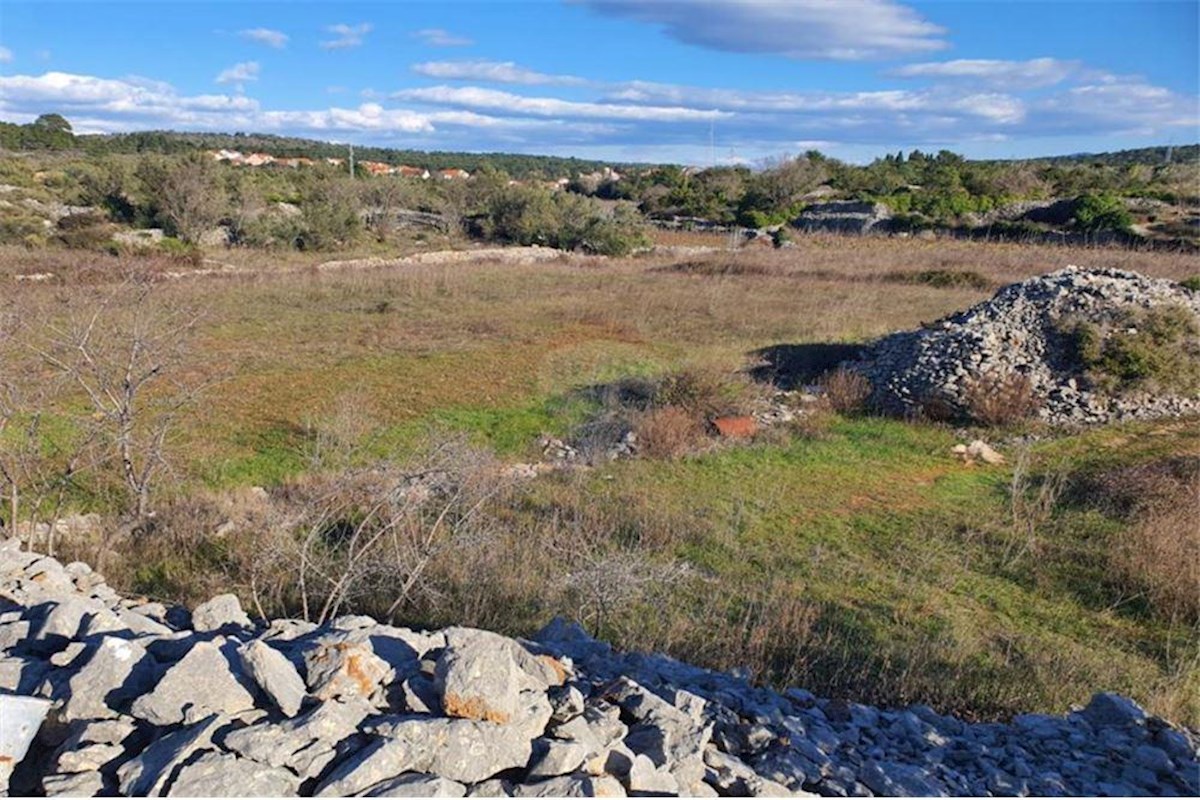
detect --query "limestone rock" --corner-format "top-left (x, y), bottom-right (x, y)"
top-left (61, 636), bottom-right (157, 722)
top-left (130, 640), bottom-right (256, 725)
top-left (165, 751), bottom-right (300, 797)
top-left (304, 633), bottom-right (395, 705)
top-left (240, 639), bottom-right (307, 717)
top-left (116, 714), bottom-right (223, 796)
top-left (191, 593), bottom-right (252, 632)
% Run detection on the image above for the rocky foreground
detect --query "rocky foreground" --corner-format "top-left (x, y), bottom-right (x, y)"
top-left (856, 266), bottom-right (1200, 425)
top-left (0, 541), bottom-right (1196, 797)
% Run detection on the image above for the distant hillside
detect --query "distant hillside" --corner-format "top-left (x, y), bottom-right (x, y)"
top-left (1027, 144), bottom-right (1200, 167)
top-left (71, 130), bottom-right (651, 180)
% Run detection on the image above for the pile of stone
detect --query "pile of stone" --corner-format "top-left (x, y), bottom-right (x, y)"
top-left (1, 540), bottom-right (1196, 797)
top-left (853, 266), bottom-right (1200, 425)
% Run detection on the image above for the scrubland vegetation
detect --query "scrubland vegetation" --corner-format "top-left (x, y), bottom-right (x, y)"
top-left (2, 116), bottom-right (1198, 260)
top-left (2, 228), bottom-right (1198, 729)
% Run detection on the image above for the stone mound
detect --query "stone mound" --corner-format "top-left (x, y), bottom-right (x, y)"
top-left (854, 266), bottom-right (1200, 425)
top-left (1, 539), bottom-right (1197, 797)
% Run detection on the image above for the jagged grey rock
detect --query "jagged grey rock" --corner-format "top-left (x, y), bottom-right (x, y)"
top-left (116, 714), bottom-right (224, 796)
top-left (223, 695), bottom-right (373, 777)
top-left (165, 751), bottom-right (300, 797)
top-left (511, 773), bottom-right (627, 797)
top-left (42, 770), bottom-right (109, 797)
top-left (239, 639), bottom-right (307, 717)
top-left (627, 752), bottom-right (680, 794)
top-left (527, 737), bottom-right (589, 778)
top-left (130, 640), bottom-right (256, 725)
top-left (191, 593), bottom-right (252, 632)
top-left (466, 778), bottom-right (513, 797)
top-left (358, 772), bottom-right (469, 797)
top-left (1081, 692), bottom-right (1147, 727)
top-left (331, 694), bottom-right (552, 789)
top-left (61, 636), bottom-right (157, 721)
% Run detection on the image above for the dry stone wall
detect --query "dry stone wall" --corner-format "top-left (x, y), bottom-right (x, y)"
top-left (0, 539), bottom-right (1197, 797)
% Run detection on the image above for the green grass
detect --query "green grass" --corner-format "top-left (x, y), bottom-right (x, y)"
top-left (520, 415), bottom-right (1199, 721)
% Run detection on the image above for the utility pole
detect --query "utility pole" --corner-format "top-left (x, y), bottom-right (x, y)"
top-left (349, 143), bottom-right (355, 178)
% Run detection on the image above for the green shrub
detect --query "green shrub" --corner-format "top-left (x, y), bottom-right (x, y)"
top-left (886, 269), bottom-right (992, 290)
top-left (157, 236), bottom-right (203, 266)
top-left (1180, 276), bottom-right (1200, 292)
top-left (1073, 193), bottom-right (1133, 233)
top-left (0, 211), bottom-right (47, 245)
top-left (473, 185), bottom-right (648, 256)
top-left (1062, 305), bottom-right (1200, 394)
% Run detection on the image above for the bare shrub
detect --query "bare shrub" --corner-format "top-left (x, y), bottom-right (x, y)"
top-left (634, 406), bottom-right (707, 459)
top-left (963, 371), bottom-right (1040, 426)
top-left (1003, 449), bottom-right (1066, 569)
top-left (654, 367), bottom-right (764, 418)
top-left (559, 550), bottom-right (695, 641)
top-left (249, 436), bottom-right (510, 625)
top-left (30, 275), bottom-right (206, 525)
top-left (817, 367), bottom-right (871, 414)
top-left (1109, 467), bottom-right (1199, 623)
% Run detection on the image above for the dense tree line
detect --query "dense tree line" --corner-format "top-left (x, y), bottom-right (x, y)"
top-left (2, 114), bottom-right (1196, 245)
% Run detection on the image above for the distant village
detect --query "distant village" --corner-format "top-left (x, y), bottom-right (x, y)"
top-left (207, 149), bottom-right (625, 190)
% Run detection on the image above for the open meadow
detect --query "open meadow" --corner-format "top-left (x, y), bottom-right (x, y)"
top-left (3, 232), bottom-right (1197, 728)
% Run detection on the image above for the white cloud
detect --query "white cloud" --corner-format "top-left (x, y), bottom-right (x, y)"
top-left (604, 80), bottom-right (1024, 122)
top-left (412, 60), bottom-right (587, 86)
top-left (215, 61), bottom-right (260, 87)
top-left (0, 46), bottom-right (13, 64)
top-left (1032, 76), bottom-right (1200, 134)
top-left (321, 23), bottom-right (372, 50)
top-left (0, 71), bottom-right (620, 141)
top-left (393, 85), bottom-right (730, 122)
top-left (581, 0), bottom-right (947, 60)
top-left (889, 58), bottom-right (1080, 88)
top-left (413, 28), bottom-right (474, 47)
top-left (239, 28), bottom-right (289, 49)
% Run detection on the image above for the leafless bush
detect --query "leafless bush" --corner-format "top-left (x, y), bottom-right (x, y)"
top-left (654, 367), bottom-right (763, 418)
top-left (559, 550), bottom-right (695, 639)
top-left (249, 436), bottom-right (510, 625)
top-left (0, 304), bottom-right (103, 553)
top-left (30, 275), bottom-right (206, 525)
top-left (963, 371), bottom-right (1040, 427)
top-left (634, 406), bottom-right (707, 459)
top-left (1003, 448), bottom-right (1066, 569)
top-left (818, 367), bottom-right (871, 414)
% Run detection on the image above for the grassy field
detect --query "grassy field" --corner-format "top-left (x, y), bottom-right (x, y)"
top-left (2, 234), bottom-right (1197, 724)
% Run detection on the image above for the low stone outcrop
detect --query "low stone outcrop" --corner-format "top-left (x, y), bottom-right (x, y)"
top-left (0, 539), bottom-right (1196, 797)
top-left (794, 201), bottom-right (893, 235)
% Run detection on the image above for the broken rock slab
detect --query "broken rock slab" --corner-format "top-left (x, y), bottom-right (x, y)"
top-left (130, 639), bottom-right (256, 726)
top-left (239, 639), bottom-right (307, 717)
top-left (61, 636), bottom-right (157, 722)
top-left (165, 750), bottom-right (300, 797)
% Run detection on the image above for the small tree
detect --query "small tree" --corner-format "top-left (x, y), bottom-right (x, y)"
top-left (32, 276), bottom-right (205, 527)
top-left (33, 113), bottom-right (73, 134)
top-left (139, 154), bottom-right (227, 243)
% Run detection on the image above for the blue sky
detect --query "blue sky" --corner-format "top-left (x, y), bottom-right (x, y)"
top-left (0, 1), bottom-right (1196, 164)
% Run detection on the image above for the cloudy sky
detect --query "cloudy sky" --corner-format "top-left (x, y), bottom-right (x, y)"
top-left (0, 1), bottom-right (1196, 164)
